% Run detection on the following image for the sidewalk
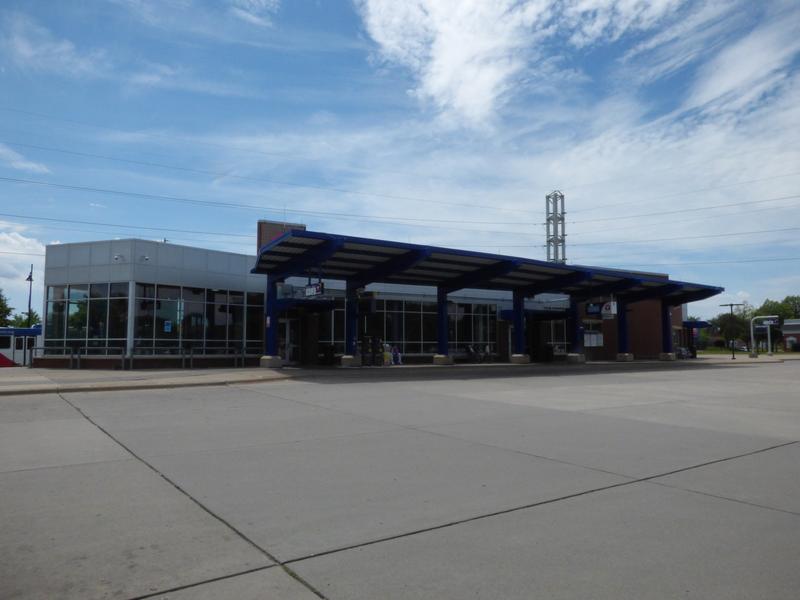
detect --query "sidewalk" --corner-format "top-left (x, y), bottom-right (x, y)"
top-left (0, 366), bottom-right (291, 396)
top-left (1, 353), bottom-right (795, 396)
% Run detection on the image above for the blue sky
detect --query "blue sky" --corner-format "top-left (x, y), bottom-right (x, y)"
top-left (1, 0), bottom-right (799, 319)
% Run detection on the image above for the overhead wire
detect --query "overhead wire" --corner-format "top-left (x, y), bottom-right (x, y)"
top-left (0, 138), bottom-right (531, 215)
top-left (0, 176), bottom-right (542, 233)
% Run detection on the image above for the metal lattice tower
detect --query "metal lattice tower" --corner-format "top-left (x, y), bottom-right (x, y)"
top-left (545, 190), bottom-right (566, 263)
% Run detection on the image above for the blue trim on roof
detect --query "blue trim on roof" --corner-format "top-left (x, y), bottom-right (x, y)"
top-left (251, 229), bottom-right (724, 302)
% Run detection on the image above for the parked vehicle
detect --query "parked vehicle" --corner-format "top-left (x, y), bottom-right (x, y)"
top-left (0, 325), bottom-right (42, 367)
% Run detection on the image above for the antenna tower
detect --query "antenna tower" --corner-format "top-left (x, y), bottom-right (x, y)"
top-left (545, 190), bottom-right (566, 263)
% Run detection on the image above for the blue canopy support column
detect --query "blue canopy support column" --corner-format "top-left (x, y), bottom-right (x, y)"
top-left (616, 300), bottom-right (634, 361)
top-left (260, 276), bottom-right (283, 368)
top-left (434, 287), bottom-right (453, 365)
top-left (567, 298), bottom-right (586, 363)
top-left (510, 290), bottom-right (530, 363)
top-left (341, 282), bottom-right (360, 367)
top-left (660, 300), bottom-right (676, 360)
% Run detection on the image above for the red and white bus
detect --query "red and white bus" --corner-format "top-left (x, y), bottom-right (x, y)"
top-left (0, 325), bottom-right (42, 367)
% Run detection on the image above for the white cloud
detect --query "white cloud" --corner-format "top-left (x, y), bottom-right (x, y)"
top-left (229, 0), bottom-right (280, 27)
top-left (684, 14), bottom-right (800, 111)
top-left (355, 0), bottom-right (688, 125)
top-left (0, 143), bottom-right (50, 174)
top-left (1, 13), bottom-right (109, 77)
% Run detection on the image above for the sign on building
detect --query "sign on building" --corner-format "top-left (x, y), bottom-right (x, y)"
top-left (304, 282), bottom-right (325, 297)
top-left (601, 301), bottom-right (617, 319)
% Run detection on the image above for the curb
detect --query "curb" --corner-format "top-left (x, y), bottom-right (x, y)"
top-left (0, 373), bottom-right (293, 397)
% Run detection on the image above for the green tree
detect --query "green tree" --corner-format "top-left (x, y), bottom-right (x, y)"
top-left (781, 295), bottom-right (800, 318)
top-left (10, 309), bottom-right (41, 327)
top-left (711, 311), bottom-right (748, 344)
top-left (0, 288), bottom-right (13, 327)
top-left (754, 298), bottom-right (793, 321)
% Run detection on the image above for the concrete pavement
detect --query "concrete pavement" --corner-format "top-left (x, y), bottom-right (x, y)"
top-left (1, 359), bottom-right (798, 598)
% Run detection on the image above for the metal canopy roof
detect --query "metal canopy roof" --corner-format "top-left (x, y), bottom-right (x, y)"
top-left (252, 229), bottom-right (723, 306)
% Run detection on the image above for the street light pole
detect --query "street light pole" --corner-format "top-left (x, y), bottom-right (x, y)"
top-left (25, 264), bottom-right (33, 328)
top-left (720, 303), bottom-right (744, 360)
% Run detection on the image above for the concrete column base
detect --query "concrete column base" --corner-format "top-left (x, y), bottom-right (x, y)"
top-left (748, 352), bottom-right (759, 358)
top-left (433, 354), bottom-right (454, 365)
top-left (510, 354), bottom-right (530, 364)
top-left (659, 352), bottom-right (676, 361)
top-left (616, 353), bottom-right (635, 362)
top-left (259, 355), bottom-right (283, 368)
top-left (340, 355), bottom-right (360, 367)
top-left (566, 353), bottom-right (586, 364)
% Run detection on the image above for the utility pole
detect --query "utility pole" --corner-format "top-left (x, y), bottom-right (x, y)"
top-left (719, 302), bottom-right (744, 359)
top-left (545, 191), bottom-right (566, 264)
top-left (25, 264), bottom-right (33, 328)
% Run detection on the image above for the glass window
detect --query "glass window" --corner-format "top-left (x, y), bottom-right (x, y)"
top-left (68, 284), bottom-right (89, 301)
top-left (229, 290), bottom-right (244, 305)
top-left (422, 302), bottom-right (437, 313)
top-left (108, 299), bottom-right (128, 339)
top-left (0, 336), bottom-right (10, 349)
top-left (206, 303), bottom-right (228, 341)
top-left (181, 302), bottom-right (205, 340)
top-left (66, 301), bottom-right (88, 339)
top-left (109, 282), bottom-right (129, 298)
top-left (46, 301), bottom-right (66, 339)
top-left (318, 309), bottom-right (333, 342)
top-left (247, 292), bottom-right (264, 306)
top-left (474, 314), bottom-right (488, 343)
top-left (246, 306), bottom-right (264, 341)
top-left (405, 301), bottom-right (422, 313)
top-left (136, 283), bottom-right (155, 299)
top-left (386, 311), bottom-right (403, 342)
top-left (333, 309), bottom-right (344, 342)
top-left (385, 300), bottom-right (403, 312)
top-left (48, 285), bottom-right (67, 301)
top-left (155, 299), bottom-right (180, 339)
top-left (156, 285), bottom-right (180, 300)
top-left (182, 287), bottom-right (205, 302)
top-left (422, 313), bottom-right (437, 342)
top-left (404, 342), bottom-right (422, 354)
top-left (229, 304), bottom-right (244, 343)
top-left (90, 283), bottom-right (109, 299)
top-left (88, 299), bottom-right (108, 339)
top-left (405, 313), bottom-right (421, 343)
top-left (460, 314), bottom-right (473, 342)
top-left (135, 300), bottom-right (155, 339)
top-left (206, 289), bottom-right (228, 304)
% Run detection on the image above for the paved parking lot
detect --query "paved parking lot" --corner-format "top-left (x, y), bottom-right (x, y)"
top-left (2, 361), bottom-right (799, 599)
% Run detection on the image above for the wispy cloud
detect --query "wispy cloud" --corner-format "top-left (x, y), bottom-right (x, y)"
top-left (355, 0), bottom-right (689, 126)
top-left (684, 12), bottom-right (800, 112)
top-left (0, 143), bottom-right (50, 174)
top-left (228, 0), bottom-right (280, 27)
top-left (1, 12), bottom-right (109, 77)
top-left (1, 13), bottom-right (262, 99)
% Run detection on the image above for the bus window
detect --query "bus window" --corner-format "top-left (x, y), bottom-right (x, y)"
top-left (0, 336), bottom-right (10, 349)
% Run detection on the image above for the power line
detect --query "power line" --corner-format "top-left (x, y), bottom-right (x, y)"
top-left (568, 171), bottom-right (800, 214)
top-left (569, 226), bottom-right (800, 247)
top-left (0, 176), bottom-right (542, 233)
top-left (568, 199), bottom-right (800, 237)
top-left (587, 256), bottom-right (800, 267)
top-left (0, 211), bottom-right (255, 239)
top-left (0, 138), bottom-right (531, 215)
top-left (570, 194), bottom-right (800, 225)
top-left (0, 250), bottom-right (45, 257)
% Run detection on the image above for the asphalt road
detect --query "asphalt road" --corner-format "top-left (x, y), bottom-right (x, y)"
top-left (2, 361), bottom-right (799, 599)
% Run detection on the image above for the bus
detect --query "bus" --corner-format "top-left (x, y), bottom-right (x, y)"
top-left (0, 325), bottom-right (42, 367)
